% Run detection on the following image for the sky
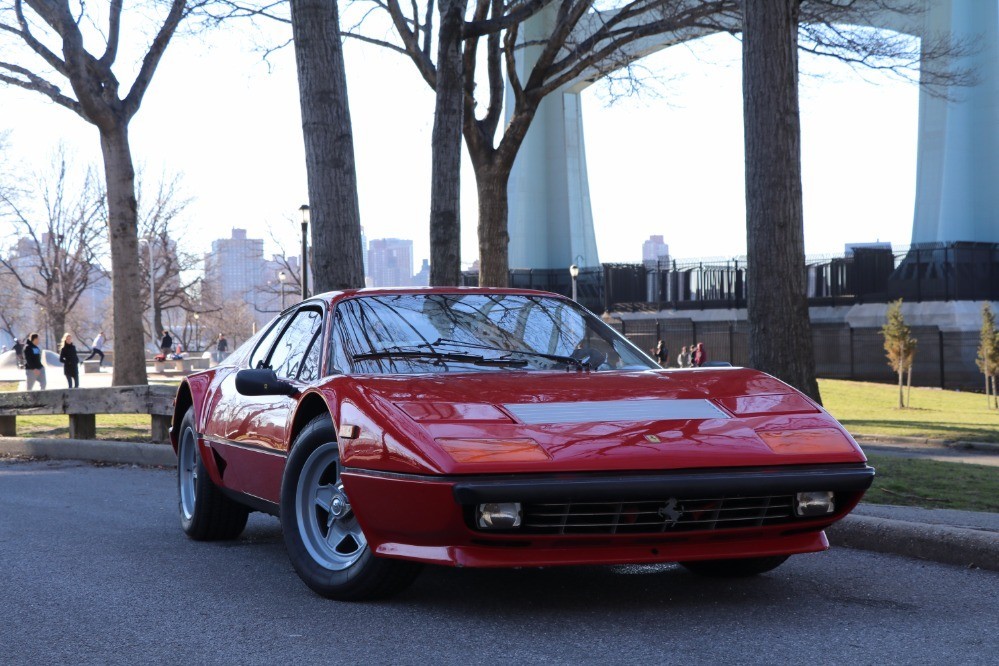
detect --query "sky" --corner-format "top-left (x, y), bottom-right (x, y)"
top-left (1, 13), bottom-right (920, 269)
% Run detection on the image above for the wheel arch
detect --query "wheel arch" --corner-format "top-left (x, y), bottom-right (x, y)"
top-left (289, 391), bottom-right (335, 451)
top-left (171, 380), bottom-right (194, 453)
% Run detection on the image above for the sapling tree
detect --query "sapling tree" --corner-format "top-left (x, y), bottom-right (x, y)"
top-left (882, 299), bottom-right (917, 409)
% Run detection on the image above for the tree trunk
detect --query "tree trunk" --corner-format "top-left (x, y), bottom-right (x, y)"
top-left (898, 369), bottom-right (904, 409)
top-left (49, 307), bottom-right (66, 350)
top-left (742, 0), bottom-right (820, 404)
top-left (99, 125), bottom-right (148, 386)
top-left (154, 305), bottom-right (164, 346)
top-left (993, 374), bottom-right (997, 409)
top-left (474, 162), bottom-right (511, 287)
top-left (428, 0), bottom-right (467, 287)
top-left (289, 0), bottom-right (364, 292)
top-left (906, 365), bottom-right (912, 408)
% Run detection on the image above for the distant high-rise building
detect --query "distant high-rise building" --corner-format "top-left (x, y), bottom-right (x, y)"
top-left (360, 226), bottom-right (368, 279)
top-left (368, 238), bottom-right (414, 288)
top-left (642, 235), bottom-right (670, 267)
top-left (204, 228), bottom-right (267, 320)
top-left (412, 259), bottom-right (430, 287)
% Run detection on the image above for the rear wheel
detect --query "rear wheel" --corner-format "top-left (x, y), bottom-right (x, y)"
top-left (177, 407), bottom-right (249, 540)
top-left (280, 414), bottom-right (421, 600)
top-left (679, 555), bottom-right (789, 577)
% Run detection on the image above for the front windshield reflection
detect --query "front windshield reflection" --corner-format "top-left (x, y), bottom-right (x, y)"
top-left (335, 293), bottom-right (657, 374)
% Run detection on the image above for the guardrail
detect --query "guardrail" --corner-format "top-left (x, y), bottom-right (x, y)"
top-left (0, 385), bottom-right (177, 442)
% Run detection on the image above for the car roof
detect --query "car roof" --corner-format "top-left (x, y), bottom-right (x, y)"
top-left (314, 286), bottom-right (564, 307)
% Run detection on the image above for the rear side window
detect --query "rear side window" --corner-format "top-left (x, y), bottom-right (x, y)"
top-left (270, 308), bottom-right (324, 380)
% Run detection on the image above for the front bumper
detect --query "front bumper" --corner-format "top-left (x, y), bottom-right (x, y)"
top-left (340, 463), bottom-right (874, 568)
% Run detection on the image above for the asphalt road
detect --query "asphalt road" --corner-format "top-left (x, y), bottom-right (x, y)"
top-left (2, 459), bottom-right (997, 665)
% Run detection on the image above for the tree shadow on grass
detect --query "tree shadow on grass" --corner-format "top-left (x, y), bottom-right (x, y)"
top-left (843, 419), bottom-right (999, 443)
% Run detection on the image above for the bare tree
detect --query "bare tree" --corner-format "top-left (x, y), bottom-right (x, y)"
top-left (136, 174), bottom-right (202, 340)
top-left (0, 0), bottom-right (194, 385)
top-left (0, 150), bottom-right (107, 347)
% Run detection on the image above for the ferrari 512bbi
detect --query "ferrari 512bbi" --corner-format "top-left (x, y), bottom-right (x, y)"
top-left (170, 288), bottom-right (874, 600)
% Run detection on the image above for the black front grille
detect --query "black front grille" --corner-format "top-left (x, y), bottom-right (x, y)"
top-left (513, 495), bottom-right (797, 535)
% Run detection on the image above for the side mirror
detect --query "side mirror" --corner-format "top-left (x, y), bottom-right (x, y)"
top-left (235, 368), bottom-right (298, 397)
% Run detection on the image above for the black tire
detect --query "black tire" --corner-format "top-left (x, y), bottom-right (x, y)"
top-left (280, 414), bottom-right (422, 601)
top-left (177, 407), bottom-right (249, 540)
top-left (679, 555), bottom-right (789, 577)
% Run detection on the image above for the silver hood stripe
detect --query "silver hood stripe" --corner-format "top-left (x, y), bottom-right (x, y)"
top-left (503, 399), bottom-right (730, 425)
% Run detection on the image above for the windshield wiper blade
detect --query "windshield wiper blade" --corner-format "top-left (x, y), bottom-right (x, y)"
top-left (428, 338), bottom-right (589, 370)
top-left (352, 349), bottom-right (527, 367)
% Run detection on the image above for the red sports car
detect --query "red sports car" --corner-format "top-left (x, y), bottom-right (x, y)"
top-left (171, 288), bottom-right (873, 600)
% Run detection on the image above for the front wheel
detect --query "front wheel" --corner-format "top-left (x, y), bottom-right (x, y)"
top-left (679, 555), bottom-right (789, 577)
top-left (280, 415), bottom-right (422, 600)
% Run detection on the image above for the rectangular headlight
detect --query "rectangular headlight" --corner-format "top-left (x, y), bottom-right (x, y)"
top-left (437, 438), bottom-right (551, 463)
top-left (476, 502), bottom-right (522, 529)
top-left (795, 491), bottom-right (835, 517)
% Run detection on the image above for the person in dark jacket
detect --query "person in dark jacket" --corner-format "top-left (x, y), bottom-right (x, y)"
top-left (24, 333), bottom-right (46, 390)
top-left (653, 339), bottom-right (669, 368)
top-left (59, 333), bottom-right (80, 388)
top-left (160, 330), bottom-right (173, 357)
top-left (13, 337), bottom-right (24, 368)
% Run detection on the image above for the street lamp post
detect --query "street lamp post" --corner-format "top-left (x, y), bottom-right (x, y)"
top-left (299, 204), bottom-right (310, 300)
top-left (278, 270), bottom-right (287, 310)
top-left (193, 313), bottom-right (200, 352)
top-left (569, 264), bottom-right (580, 303)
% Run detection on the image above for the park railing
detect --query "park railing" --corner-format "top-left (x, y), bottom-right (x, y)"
top-left (462, 242), bottom-right (999, 313)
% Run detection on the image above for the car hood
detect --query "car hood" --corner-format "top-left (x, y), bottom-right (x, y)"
top-left (335, 367), bottom-right (866, 475)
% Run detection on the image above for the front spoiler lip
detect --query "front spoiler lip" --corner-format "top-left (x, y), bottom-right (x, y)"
top-left (344, 463), bottom-right (875, 504)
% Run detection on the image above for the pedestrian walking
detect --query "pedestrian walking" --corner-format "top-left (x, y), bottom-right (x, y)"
top-left (24, 333), bottom-right (46, 390)
top-left (653, 339), bottom-right (669, 368)
top-left (13, 337), bottom-right (24, 369)
top-left (160, 330), bottom-right (173, 357)
top-left (677, 345), bottom-right (690, 368)
top-left (693, 341), bottom-right (707, 367)
top-left (59, 333), bottom-right (80, 389)
top-left (84, 331), bottom-right (106, 368)
top-left (215, 333), bottom-right (228, 364)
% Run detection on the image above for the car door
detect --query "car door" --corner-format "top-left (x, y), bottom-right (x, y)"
top-left (205, 305), bottom-right (325, 504)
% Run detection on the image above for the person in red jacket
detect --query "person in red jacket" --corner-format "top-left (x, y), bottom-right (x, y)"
top-left (692, 341), bottom-right (707, 367)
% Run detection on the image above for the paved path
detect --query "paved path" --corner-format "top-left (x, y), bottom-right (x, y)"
top-left (1, 458), bottom-right (997, 665)
top-left (862, 443), bottom-right (999, 467)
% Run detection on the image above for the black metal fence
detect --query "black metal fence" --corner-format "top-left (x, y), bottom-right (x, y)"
top-left (463, 242), bottom-right (999, 312)
top-left (608, 318), bottom-right (984, 390)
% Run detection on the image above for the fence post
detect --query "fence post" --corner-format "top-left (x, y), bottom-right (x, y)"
top-left (943, 246), bottom-right (950, 301)
top-left (729, 323), bottom-right (735, 364)
top-left (938, 329), bottom-right (946, 389)
top-left (849, 326), bottom-right (855, 380)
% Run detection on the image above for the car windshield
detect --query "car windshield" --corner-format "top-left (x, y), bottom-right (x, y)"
top-left (334, 293), bottom-right (658, 375)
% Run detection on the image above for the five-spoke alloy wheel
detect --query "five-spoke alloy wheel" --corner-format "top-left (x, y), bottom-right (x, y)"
top-left (280, 415), bottom-right (421, 600)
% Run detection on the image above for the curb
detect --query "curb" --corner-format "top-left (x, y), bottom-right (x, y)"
top-left (827, 514), bottom-right (999, 572)
top-left (853, 433), bottom-right (999, 454)
top-left (0, 437), bottom-right (175, 467)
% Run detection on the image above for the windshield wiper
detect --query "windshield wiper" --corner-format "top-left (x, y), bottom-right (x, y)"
top-left (352, 349), bottom-right (528, 367)
top-left (426, 338), bottom-right (590, 371)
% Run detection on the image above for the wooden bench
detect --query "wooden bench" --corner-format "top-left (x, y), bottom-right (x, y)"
top-left (151, 359), bottom-right (196, 375)
top-left (0, 385), bottom-right (176, 442)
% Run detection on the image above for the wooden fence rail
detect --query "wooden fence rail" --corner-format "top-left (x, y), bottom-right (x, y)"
top-left (0, 385), bottom-right (176, 441)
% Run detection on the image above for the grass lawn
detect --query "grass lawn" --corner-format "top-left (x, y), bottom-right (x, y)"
top-left (864, 454), bottom-right (999, 513)
top-left (819, 379), bottom-right (999, 443)
top-left (16, 413), bottom-right (153, 442)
